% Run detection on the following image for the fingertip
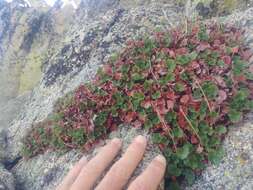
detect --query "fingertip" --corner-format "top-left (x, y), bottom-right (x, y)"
top-left (154, 155), bottom-right (166, 166)
top-left (111, 137), bottom-right (122, 147)
top-left (78, 156), bottom-right (87, 165)
top-left (134, 135), bottom-right (147, 146)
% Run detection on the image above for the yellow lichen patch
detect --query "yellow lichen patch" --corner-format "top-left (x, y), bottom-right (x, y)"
top-left (18, 53), bottom-right (42, 94)
top-left (223, 0), bottom-right (237, 12)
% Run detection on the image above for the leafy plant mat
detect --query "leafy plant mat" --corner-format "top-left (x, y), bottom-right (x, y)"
top-left (23, 22), bottom-right (253, 188)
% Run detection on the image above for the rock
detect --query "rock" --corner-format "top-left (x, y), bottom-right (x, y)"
top-left (0, 130), bottom-right (7, 163)
top-left (12, 125), bottom-right (163, 190)
top-left (0, 164), bottom-right (15, 190)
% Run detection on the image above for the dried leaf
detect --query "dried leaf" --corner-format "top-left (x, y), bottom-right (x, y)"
top-left (217, 90), bottom-right (227, 104)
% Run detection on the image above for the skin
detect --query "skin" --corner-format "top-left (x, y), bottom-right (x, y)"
top-left (56, 135), bottom-right (166, 190)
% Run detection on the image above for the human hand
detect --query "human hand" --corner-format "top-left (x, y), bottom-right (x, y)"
top-left (56, 135), bottom-right (166, 190)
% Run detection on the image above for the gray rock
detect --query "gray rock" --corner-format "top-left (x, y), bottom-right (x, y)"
top-left (0, 165), bottom-right (15, 190)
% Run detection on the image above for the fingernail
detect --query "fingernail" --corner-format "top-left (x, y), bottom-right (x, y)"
top-left (134, 135), bottom-right (146, 145)
top-left (155, 155), bottom-right (166, 165)
top-left (111, 138), bottom-right (122, 146)
top-left (79, 156), bottom-right (87, 164)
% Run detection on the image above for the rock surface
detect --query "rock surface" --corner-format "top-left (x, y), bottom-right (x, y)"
top-left (0, 164), bottom-right (15, 190)
top-left (0, 0), bottom-right (252, 190)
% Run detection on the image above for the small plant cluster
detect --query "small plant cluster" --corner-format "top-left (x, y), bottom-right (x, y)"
top-left (23, 22), bottom-right (253, 188)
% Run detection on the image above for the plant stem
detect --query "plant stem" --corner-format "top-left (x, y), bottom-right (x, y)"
top-left (151, 102), bottom-right (177, 150)
top-left (194, 77), bottom-right (212, 112)
top-left (180, 107), bottom-right (202, 145)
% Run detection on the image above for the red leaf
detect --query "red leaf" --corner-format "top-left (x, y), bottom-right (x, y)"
top-left (103, 64), bottom-right (113, 75)
top-left (234, 75), bottom-right (246, 82)
top-left (169, 50), bottom-right (176, 58)
top-left (214, 76), bottom-right (226, 88)
top-left (177, 113), bottom-right (187, 129)
top-left (125, 112), bottom-right (136, 123)
top-left (241, 49), bottom-right (253, 60)
top-left (180, 95), bottom-right (190, 104)
top-left (190, 135), bottom-right (198, 144)
top-left (166, 100), bottom-right (174, 110)
top-left (175, 48), bottom-right (188, 55)
top-left (232, 47), bottom-right (239, 54)
top-left (154, 99), bottom-right (168, 115)
top-left (213, 39), bottom-right (221, 46)
top-left (132, 120), bottom-right (142, 128)
top-left (114, 72), bottom-right (122, 80)
top-left (190, 61), bottom-right (200, 69)
top-left (249, 64), bottom-right (253, 73)
top-left (196, 42), bottom-right (210, 52)
top-left (166, 91), bottom-right (177, 100)
top-left (141, 99), bottom-right (152, 108)
top-left (222, 56), bottom-right (231, 65)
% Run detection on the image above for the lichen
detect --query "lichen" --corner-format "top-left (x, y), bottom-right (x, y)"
top-left (18, 53), bottom-right (42, 94)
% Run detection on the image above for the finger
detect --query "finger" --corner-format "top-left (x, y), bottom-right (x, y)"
top-left (95, 135), bottom-right (147, 190)
top-left (70, 138), bottom-right (122, 190)
top-left (127, 155), bottom-right (166, 190)
top-left (56, 156), bottom-right (87, 190)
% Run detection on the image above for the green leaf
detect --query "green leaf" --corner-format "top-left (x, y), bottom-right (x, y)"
top-left (167, 164), bottom-right (182, 177)
top-left (180, 72), bottom-right (190, 81)
top-left (199, 101), bottom-right (207, 120)
top-left (136, 59), bottom-right (149, 69)
top-left (172, 127), bottom-right (184, 138)
top-left (199, 121), bottom-right (213, 136)
top-left (245, 71), bottom-right (253, 80)
top-left (143, 79), bottom-right (153, 89)
top-left (230, 89), bottom-right (249, 111)
top-left (152, 91), bottom-right (161, 99)
top-left (174, 83), bottom-right (185, 92)
top-left (198, 25), bottom-right (209, 41)
top-left (132, 92), bottom-right (145, 101)
top-left (208, 136), bottom-right (221, 147)
top-left (193, 88), bottom-right (202, 99)
top-left (152, 133), bottom-right (167, 144)
top-left (159, 73), bottom-right (175, 85)
top-left (70, 129), bottom-right (86, 145)
top-left (176, 54), bottom-right (191, 65)
top-left (131, 73), bottom-right (144, 82)
top-left (228, 109), bottom-right (242, 123)
top-left (215, 125), bottom-right (227, 135)
top-left (148, 112), bottom-right (160, 125)
top-left (168, 181), bottom-right (181, 190)
top-left (166, 58), bottom-right (177, 72)
top-left (189, 51), bottom-right (198, 60)
top-left (202, 81), bottom-right (218, 99)
top-left (184, 152), bottom-right (204, 169)
top-left (207, 58), bottom-right (217, 66)
top-left (165, 111), bottom-right (177, 123)
top-left (217, 59), bottom-right (225, 66)
top-left (121, 64), bottom-right (130, 74)
top-left (233, 56), bottom-right (247, 75)
top-left (208, 147), bottom-right (225, 165)
top-left (144, 120), bottom-right (153, 130)
top-left (94, 111), bottom-right (108, 126)
top-left (209, 111), bottom-right (218, 118)
top-left (184, 169), bottom-right (195, 185)
top-left (176, 144), bottom-right (191, 159)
